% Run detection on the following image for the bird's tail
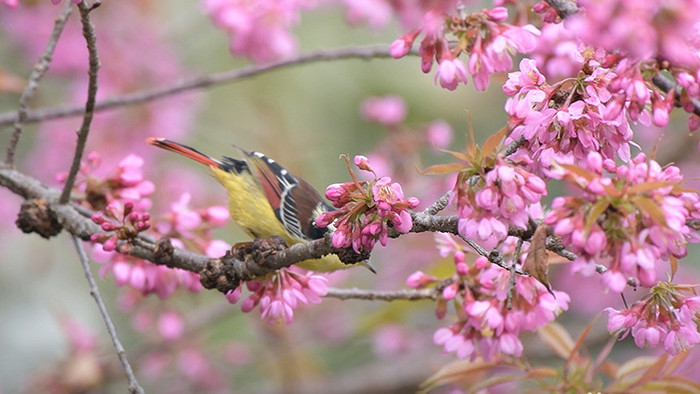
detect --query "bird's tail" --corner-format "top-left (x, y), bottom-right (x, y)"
top-left (146, 137), bottom-right (222, 168)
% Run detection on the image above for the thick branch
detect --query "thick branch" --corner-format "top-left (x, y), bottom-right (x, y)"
top-left (59, 2), bottom-right (100, 204)
top-left (0, 166), bottom-right (585, 298)
top-left (72, 235), bottom-right (144, 394)
top-left (0, 45), bottom-right (402, 128)
top-left (5, 1), bottom-right (73, 166)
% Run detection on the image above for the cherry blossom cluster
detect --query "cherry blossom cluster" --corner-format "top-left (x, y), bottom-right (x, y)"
top-left (410, 234), bottom-right (569, 360)
top-left (391, 6), bottom-right (539, 91)
top-left (545, 152), bottom-right (700, 293)
top-left (90, 201), bottom-right (151, 252)
top-left (567, 0), bottom-right (700, 69)
top-left (202, 0), bottom-right (311, 63)
top-left (58, 154), bottom-right (228, 298)
top-left (605, 282), bottom-right (700, 355)
top-left (91, 193), bottom-right (231, 299)
top-left (225, 267), bottom-right (328, 325)
top-left (528, 9), bottom-right (700, 132)
top-left (316, 155), bottom-right (419, 253)
top-left (455, 158), bottom-right (547, 249)
top-left (503, 58), bottom-right (643, 177)
top-left (57, 153), bottom-right (155, 211)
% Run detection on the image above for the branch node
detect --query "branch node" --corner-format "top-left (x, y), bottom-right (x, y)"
top-left (336, 246), bottom-right (371, 265)
top-left (16, 198), bottom-right (63, 238)
top-left (199, 254), bottom-right (240, 294)
top-left (152, 237), bottom-right (174, 267)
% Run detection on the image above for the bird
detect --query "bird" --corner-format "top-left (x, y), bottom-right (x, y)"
top-left (146, 137), bottom-right (374, 273)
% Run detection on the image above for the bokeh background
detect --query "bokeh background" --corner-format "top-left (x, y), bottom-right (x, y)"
top-left (1, 1), bottom-right (699, 393)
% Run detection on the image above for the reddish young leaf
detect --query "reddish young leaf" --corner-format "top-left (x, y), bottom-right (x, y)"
top-left (537, 322), bottom-right (575, 359)
top-left (584, 200), bottom-right (609, 236)
top-left (419, 162), bottom-right (467, 175)
top-left (523, 223), bottom-right (553, 294)
top-left (627, 181), bottom-right (675, 194)
top-left (631, 196), bottom-right (668, 226)
top-left (481, 126), bottom-right (508, 158)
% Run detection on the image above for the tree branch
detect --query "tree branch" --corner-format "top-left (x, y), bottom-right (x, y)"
top-left (4, 1), bottom-right (73, 166)
top-left (0, 45), bottom-right (403, 128)
top-left (326, 286), bottom-right (438, 301)
top-left (544, 0), bottom-right (580, 19)
top-left (652, 74), bottom-right (700, 118)
top-left (59, 1), bottom-right (100, 204)
top-left (71, 235), bottom-right (144, 394)
top-left (0, 164), bottom-right (585, 300)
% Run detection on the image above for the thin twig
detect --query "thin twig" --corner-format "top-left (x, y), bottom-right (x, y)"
top-left (71, 235), bottom-right (144, 394)
top-left (652, 74), bottom-right (700, 117)
top-left (0, 45), bottom-right (403, 128)
top-left (59, 1), bottom-right (100, 204)
top-left (458, 234), bottom-right (528, 275)
top-left (4, 1), bottom-right (73, 166)
top-left (326, 287), bottom-right (437, 301)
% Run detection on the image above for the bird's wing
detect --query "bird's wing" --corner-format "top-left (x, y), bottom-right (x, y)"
top-left (243, 151), bottom-right (310, 242)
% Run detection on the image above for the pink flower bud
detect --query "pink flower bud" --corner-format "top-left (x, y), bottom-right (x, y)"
top-left (454, 250), bottom-right (466, 265)
top-left (240, 296), bottom-right (257, 313)
top-left (586, 151), bottom-right (603, 173)
top-left (442, 283), bottom-right (458, 300)
top-left (456, 262), bottom-right (469, 276)
top-left (101, 222), bottom-right (118, 231)
top-left (390, 38), bottom-right (411, 58)
top-left (474, 256), bottom-right (489, 269)
top-left (485, 6), bottom-right (508, 21)
top-left (226, 287), bottom-right (242, 304)
top-left (391, 209), bottom-right (413, 233)
top-left (103, 236), bottom-right (118, 251)
top-left (406, 270), bottom-right (437, 288)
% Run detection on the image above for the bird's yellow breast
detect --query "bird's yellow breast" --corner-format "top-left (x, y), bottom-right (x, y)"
top-left (210, 167), bottom-right (349, 272)
top-left (211, 166), bottom-right (292, 244)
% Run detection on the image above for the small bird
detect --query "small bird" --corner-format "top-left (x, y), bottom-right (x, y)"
top-left (146, 137), bottom-right (374, 273)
